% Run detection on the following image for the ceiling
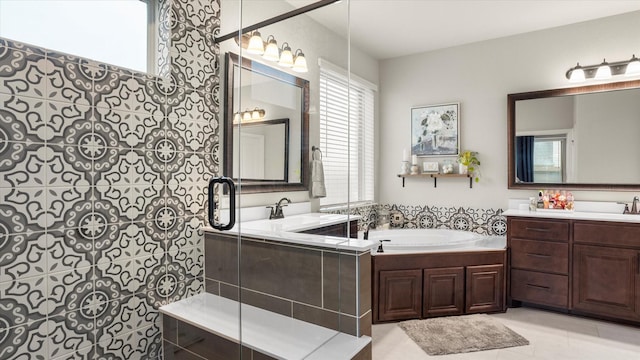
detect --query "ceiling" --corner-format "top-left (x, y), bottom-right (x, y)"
top-left (285, 0), bottom-right (640, 60)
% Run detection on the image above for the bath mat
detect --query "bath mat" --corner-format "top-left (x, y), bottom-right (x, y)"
top-left (398, 314), bottom-right (529, 356)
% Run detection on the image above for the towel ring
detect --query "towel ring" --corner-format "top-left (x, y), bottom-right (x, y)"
top-left (311, 146), bottom-right (323, 160)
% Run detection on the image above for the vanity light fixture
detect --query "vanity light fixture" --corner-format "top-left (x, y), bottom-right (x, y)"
top-left (566, 55), bottom-right (640, 83)
top-left (251, 107), bottom-right (266, 120)
top-left (246, 30), bottom-right (265, 55)
top-left (234, 108), bottom-right (267, 124)
top-left (568, 63), bottom-right (586, 83)
top-left (235, 30), bottom-right (306, 71)
top-left (292, 49), bottom-right (308, 73)
top-left (278, 42), bottom-right (294, 68)
top-left (594, 59), bottom-right (612, 80)
top-left (625, 55), bottom-right (640, 76)
top-left (262, 35), bottom-right (280, 62)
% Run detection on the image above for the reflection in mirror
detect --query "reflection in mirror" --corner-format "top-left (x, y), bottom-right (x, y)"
top-left (224, 52), bottom-right (310, 193)
top-left (508, 79), bottom-right (640, 190)
top-left (233, 118), bottom-right (289, 181)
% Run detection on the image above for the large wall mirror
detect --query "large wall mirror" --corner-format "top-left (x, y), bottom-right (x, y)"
top-left (508, 79), bottom-right (640, 190)
top-left (224, 52), bottom-right (310, 193)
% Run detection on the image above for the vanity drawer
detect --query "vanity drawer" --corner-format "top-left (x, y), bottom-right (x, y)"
top-left (574, 221), bottom-right (640, 249)
top-left (508, 218), bottom-right (569, 242)
top-left (511, 269), bottom-right (568, 308)
top-left (510, 239), bottom-right (568, 274)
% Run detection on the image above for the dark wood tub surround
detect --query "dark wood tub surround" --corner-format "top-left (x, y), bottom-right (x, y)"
top-left (372, 250), bottom-right (507, 323)
top-left (507, 216), bottom-right (640, 325)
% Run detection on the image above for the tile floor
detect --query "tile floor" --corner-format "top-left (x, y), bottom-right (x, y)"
top-left (372, 307), bottom-right (640, 359)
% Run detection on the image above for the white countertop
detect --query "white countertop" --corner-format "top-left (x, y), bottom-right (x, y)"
top-left (160, 293), bottom-right (370, 360)
top-left (203, 213), bottom-right (378, 252)
top-left (503, 209), bottom-right (640, 223)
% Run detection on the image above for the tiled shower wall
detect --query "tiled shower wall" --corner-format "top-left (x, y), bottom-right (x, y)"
top-left (327, 204), bottom-right (507, 236)
top-left (0, 0), bottom-right (220, 358)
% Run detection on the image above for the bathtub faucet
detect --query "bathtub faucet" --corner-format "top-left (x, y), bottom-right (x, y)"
top-left (377, 239), bottom-right (391, 253)
top-left (268, 197), bottom-right (291, 219)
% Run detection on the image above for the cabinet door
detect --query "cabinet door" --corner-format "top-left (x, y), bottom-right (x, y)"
top-left (423, 267), bottom-right (464, 317)
top-left (466, 264), bottom-right (504, 313)
top-left (573, 245), bottom-right (639, 321)
top-left (378, 269), bottom-right (422, 321)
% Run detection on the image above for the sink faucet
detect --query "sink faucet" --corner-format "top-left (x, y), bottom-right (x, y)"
top-left (631, 196), bottom-right (639, 214)
top-left (267, 197), bottom-right (291, 219)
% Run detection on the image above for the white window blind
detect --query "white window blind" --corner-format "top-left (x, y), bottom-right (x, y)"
top-left (319, 64), bottom-right (375, 206)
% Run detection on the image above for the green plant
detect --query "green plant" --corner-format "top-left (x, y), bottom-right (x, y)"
top-left (457, 150), bottom-right (481, 182)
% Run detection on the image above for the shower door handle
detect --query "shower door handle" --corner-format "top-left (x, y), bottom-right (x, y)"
top-left (207, 176), bottom-right (236, 231)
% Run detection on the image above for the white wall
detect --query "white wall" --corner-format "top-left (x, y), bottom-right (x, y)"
top-left (378, 11), bottom-right (640, 209)
top-left (574, 89), bottom-right (640, 183)
top-left (515, 96), bottom-right (574, 133)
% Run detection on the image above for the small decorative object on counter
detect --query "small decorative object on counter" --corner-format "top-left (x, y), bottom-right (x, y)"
top-left (539, 189), bottom-right (574, 211)
top-left (400, 161), bottom-right (410, 175)
top-left (423, 161), bottom-right (439, 173)
top-left (378, 209), bottom-right (390, 230)
top-left (457, 150), bottom-right (481, 182)
top-left (529, 197), bottom-right (537, 211)
top-left (536, 190), bottom-right (544, 209)
top-left (442, 160), bottom-right (454, 174)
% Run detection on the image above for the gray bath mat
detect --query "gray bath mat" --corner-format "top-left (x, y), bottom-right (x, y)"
top-left (398, 314), bottom-right (529, 356)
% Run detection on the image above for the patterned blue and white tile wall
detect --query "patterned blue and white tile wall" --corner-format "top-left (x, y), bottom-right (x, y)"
top-left (0, 0), bottom-right (220, 358)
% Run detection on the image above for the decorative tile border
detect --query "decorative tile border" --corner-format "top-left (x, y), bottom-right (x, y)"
top-left (326, 203), bottom-right (507, 236)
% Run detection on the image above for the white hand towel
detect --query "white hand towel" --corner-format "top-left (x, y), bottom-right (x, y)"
top-left (310, 150), bottom-right (326, 198)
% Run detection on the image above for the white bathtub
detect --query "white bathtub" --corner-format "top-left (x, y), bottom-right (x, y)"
top-left (367, 228), bottom-right (506, 254)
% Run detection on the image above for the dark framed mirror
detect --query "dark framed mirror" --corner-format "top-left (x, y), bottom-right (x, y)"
top-left (232, 118), bottom-right (290, 182)
top-left (224, 52), bottom-right (310, 193)
top-left (508, 79), bottom-right (640, 190)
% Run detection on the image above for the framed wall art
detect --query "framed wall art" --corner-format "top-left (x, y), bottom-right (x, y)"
top-left (411, 102), bottom-right (460, 156)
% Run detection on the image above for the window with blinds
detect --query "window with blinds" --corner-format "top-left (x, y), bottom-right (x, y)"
top-left (533, 135), bottom-right (566, 183)
top-left (319, 64), bottom-right (375, 206)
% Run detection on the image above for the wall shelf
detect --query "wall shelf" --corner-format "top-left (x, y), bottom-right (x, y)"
top-left (397, 173), bottom-right (473, 188)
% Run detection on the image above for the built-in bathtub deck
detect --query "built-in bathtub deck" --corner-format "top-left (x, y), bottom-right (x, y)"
top-left (160, 293), bottom-right (371, 360)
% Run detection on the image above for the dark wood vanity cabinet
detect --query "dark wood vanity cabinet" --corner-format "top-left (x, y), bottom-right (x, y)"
top-left (378, 269), bottom-right (423, 321)
top-left (572, 222), bottom-right (640, 322)
top-left (466, 264), bottom-right (504, 313)
top-left (373, 251), bottom-right (506, 323)
top-left (507, 218), bottom-right (570, 309)
top-left (423, 267), bottom-right (465, 317)
top-left (507, 217), bottom-right (640, 325)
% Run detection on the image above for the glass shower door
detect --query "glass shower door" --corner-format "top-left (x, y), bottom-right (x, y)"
top-left (213, 1), bottom-right (361, 358)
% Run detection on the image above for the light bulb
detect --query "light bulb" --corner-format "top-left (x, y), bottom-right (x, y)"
top-left (292, 49), bottom-right (308, 73)
top-left (594, 59), bottom-right (612, 80)
top-left (262, 36), bottom-right (280, 62)
top-left (568, 63), bottom-right (585, 83)
top-left (625, 55), bottom-right (640, 76)
top-left (246, 30), bottom-right (264, 55)
top-left (278, 42), bottom-right (294, 68)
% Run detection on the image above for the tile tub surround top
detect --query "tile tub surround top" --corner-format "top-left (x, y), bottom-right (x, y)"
top-left (160, 293), bottom-right (371, 360)
top-left (203, 213), bottom-right (376, 251)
